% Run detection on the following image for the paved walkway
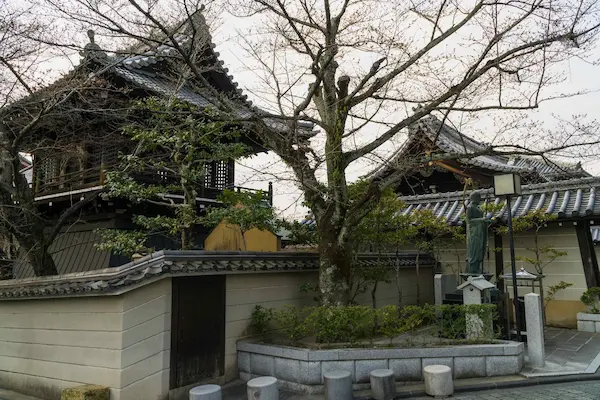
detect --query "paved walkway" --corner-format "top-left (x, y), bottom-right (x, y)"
top-left (521, 327), bottom-right (600, 376)
top-left (412, 381), bottom-right (600, 399)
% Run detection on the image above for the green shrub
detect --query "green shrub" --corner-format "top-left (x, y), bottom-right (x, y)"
top-left (377, 305), bottom-right (403, 342)
top-left (274, 305), bottom-right (308, 344)
top-left (581, 287), bottom-right (600, 313)
top-left (305, 305), bottom-right (376, 344)
top-left (439, 304), bottom-right (497, 340)
top-left (376, 305), bottom-right (433, 343)
top-left (403, 304), bottom-right (436, 328)
top-left (250, 305), bottom-right (274, 337)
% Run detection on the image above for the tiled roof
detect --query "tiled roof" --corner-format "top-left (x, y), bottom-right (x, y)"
top-left (400, 177), bottom-right (600, 225)
top-left (0, 250), bottom-right (433, 299)
top-left (406, 116), bottom-right (589, 181)
top-left (88, 13), bottom-right (314, 136)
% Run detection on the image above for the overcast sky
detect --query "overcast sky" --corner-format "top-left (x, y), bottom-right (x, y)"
top-left (208, 10), bottom-right (600, 221)
top-left (13, 1), bottom-right (600, 221)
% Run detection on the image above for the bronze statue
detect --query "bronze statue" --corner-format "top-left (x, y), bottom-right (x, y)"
top-left (465, 191), bottom-right (492, 274)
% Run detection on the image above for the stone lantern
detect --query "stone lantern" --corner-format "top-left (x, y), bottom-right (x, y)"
top-left (457, 275), bottom-right (496, 339)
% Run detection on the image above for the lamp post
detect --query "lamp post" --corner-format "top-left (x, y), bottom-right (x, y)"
top-left (493, 173), bottom-right (522, 341)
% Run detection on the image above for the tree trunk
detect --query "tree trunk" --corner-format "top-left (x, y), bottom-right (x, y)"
top-left (371, 281), bottom-right (378, 309)
top-left (180, 177), bottom-right (196, 250)
top-left (415, 252), bottom-right (421, 305)
top-left (28, 247), bottom-right (58, 276)
top-left (318, 233), bottom-right (352, 306)
top-left (395, 248), bottom-right (403, 306)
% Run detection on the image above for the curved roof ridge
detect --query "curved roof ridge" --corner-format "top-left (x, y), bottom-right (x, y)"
top-left (399, 176), bottom-right (600, 203)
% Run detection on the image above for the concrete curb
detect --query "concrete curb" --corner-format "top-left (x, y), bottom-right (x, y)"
top-left (390, 371), bottom-right (600, 399)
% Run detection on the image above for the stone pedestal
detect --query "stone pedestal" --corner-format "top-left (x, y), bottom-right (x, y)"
top-left (247, 376), bottom-right (278, 400)
top-left (525, 293), bottom-right (545, 366)
top-left (189, 385), bottom-right (221, 400)
top-left (323, 370), bottom-right (352, 400)
top-left (423, 365), bottom-right (453, 398)
top-left (457, 275), bottom-right (495, 339)
top-left (370, 369), bottom-right (395, 400)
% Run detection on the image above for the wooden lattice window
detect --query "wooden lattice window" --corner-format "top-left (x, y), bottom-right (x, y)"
top-left (37, 156), bottom-right (58, 184)
top-left (203, 160), bottom-right (234, 189)
top-left (86, 143), bottom-right (122, 169)
top-left (204, 162), bottom-right (215, 188)
top-left (215, 161), bottom-right (228, 189)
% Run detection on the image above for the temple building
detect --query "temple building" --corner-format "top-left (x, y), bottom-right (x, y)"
top-left (1, 10), bottom-right (310, 278)
top-left (392, 115), bottom-right (600, 327)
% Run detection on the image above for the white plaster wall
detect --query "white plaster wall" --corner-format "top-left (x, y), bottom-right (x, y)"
top-left (501, 225), bottom-right (586, 302)
top-left (224, 271), bottom-right (316, 381)
top-left (421, 225), bottom-right (585, 302)
top-left (354, 266), bottom-right (435, 307)
top-left (0, 279), bottom-right (172, 400)
top-left (115, 279), bottom-right (171, 400)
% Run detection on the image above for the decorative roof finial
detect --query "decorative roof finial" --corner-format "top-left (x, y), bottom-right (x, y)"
top-left (80, 28), bottom-right (107, 61)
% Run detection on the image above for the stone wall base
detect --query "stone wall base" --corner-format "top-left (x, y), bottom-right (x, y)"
top-left (237, 341), bottom-right (524, 393)
top-left (577, 312), bottom-right (600, 332)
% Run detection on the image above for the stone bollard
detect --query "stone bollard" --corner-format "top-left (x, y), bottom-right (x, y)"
top-left (525, 292), bottom-right (545, 366)
top-left (423, 365), bottom-right (453, 398)
top-left (370, 369), bottom-right (395, 400)
top-left (247, 376), bottom-right (278, 400)
top-left (189, 385), bottom-right (222, 400)
top-left (323, 370), bottom-right (352, 400)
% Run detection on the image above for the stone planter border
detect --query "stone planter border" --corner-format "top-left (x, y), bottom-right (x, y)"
top-left (577, 312), bottom-right (600, 332)
top-left (237, 340), bottom-right (524, 394)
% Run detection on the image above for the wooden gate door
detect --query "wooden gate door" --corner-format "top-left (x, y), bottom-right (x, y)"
top-left (170, 275), bottom-right (226, 389)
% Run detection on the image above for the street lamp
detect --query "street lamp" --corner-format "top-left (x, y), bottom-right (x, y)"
top-left (493, 173), bottom-right (522, 341)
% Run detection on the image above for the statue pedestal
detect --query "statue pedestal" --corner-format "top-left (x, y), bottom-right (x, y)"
top-left (457, 276), bottom-right (496, 339)
top-left (460, 273), bottom-right (494, 282)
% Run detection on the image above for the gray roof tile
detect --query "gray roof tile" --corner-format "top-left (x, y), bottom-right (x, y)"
top-left (405, 116), bottom-right (590, 181)
top-left (400, 177), bottom-right (600, 225)
top-left (98, 19), bottom-right (314, 136)
top-left (0, 251), bottom-right (432, 299)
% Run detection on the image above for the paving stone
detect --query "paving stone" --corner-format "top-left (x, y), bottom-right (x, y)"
top-left (556, 343), bottom-right (583, 351)
top-left (550, 349), bottom-right (577, 359)
top-left (411, 381), bottom-right (600, 400)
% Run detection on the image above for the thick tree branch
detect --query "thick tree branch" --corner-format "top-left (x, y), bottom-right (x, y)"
top-left (348, 0), bottom-right (485, 107)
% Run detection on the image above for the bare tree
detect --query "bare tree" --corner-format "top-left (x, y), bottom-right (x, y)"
top-left (0, 4), bottom-right (133, 276)
top-left (38, 0), bottom-right (600, 301)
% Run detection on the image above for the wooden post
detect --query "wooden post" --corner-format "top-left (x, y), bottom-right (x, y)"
top-left (576, 220), bottom-right (600, 288)
top-left (99, 161), bottom-right (106, 185)
top-left (494, 233), bottom-right (504, 292)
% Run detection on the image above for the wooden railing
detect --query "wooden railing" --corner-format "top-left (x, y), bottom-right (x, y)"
top-left (34, 166), bottom-right (105, 197)
top-left (33, 168), bottom-right (273, 205)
